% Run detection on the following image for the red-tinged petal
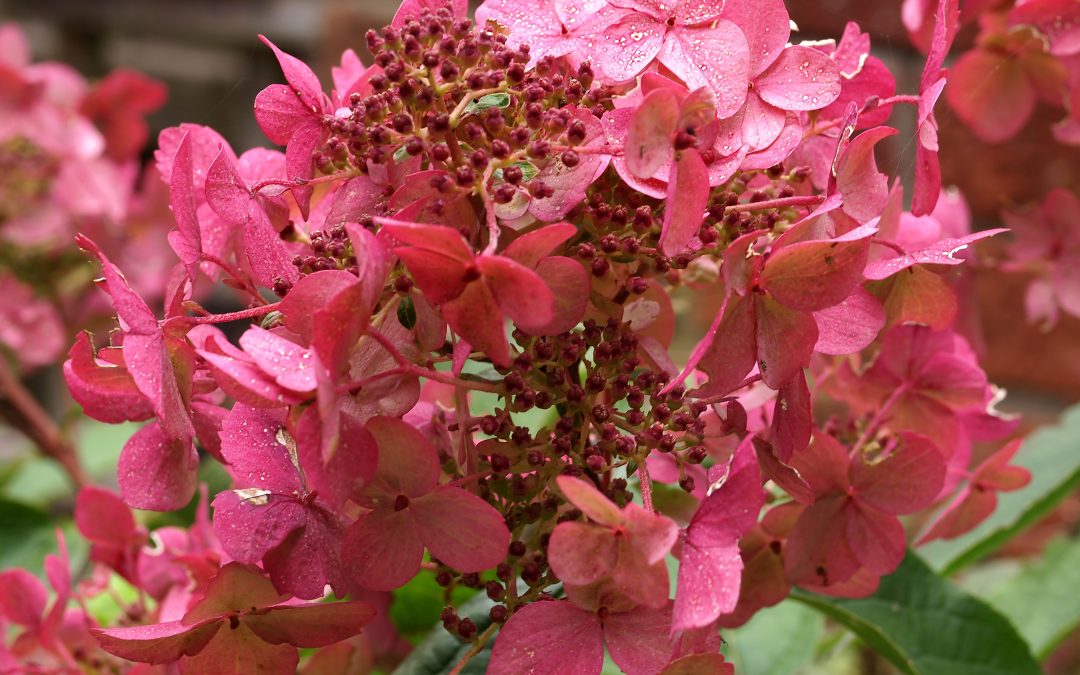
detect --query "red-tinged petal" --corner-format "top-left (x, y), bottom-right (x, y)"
top-left (920, 0), bottom-right (959, 92)
top-left (792, 431), bottom-right (850, 497)
top-left (594, 13), bottom-right (665, 83)
top-left (284, 122), bottom-right (326, 219)
top-left (411, 486), bottom-right (511, 573)
top-left (280, 271), bottom-right (362, 341)
top-left (833, 22), bottom-right (872, 78)
top-left (238, 327), bottom-right (317, 393)
top-left (604, 605), bottom-right (676, 675)
top-left (755, 45), bottom-right (841, 111)
top-left (662, 654), bottom-right (734, 675)
top-left (168, 132), bottom-right (202, 270)
top-left (626, 88), bottom-right (679, 179)
top-left (846, 505), bottom-right (906, 575)
top-left (198, 337), bottom-right (302, 408)
top-left (918, 486), bottom-right (995, 543)
top-left (738, 93), bottom-right (787, 151)
top-left (852, 432), bottom-right (945, 514)
top-left (488, 600), bottom-right (603, 675)
top-left (530, 108), bottom-right (611, 221)
top-left (183, 563), bottom-right (287, 624)
top-left (529, 256), bottom-right (590, 335)
top-left (254, 83), bottom-right (313, 145)
top-left (721, 0), bottom-right (790, 76)
top-left (693, 293), bottom-right (757, 398)
top-left (156, 123), bottom-right (234, 189)
top-left (247, 602), bottom-right (374, 648)
top-left (180, 621), bottom-right (296, 675)
top-left (263, 506), bottom-right (348, 600)
top-left (623, 503), bottom-right (680, 564)
top-left (326, 175), bottom-right (383, 227)
top-left (674, 443), bottom-right (764, 631)
top-left (394, 246), bottom-right (471, 305)
top-left (947, 49), bottom-right (1034, 144)
top-left (557, 475), bottom-right (624, 527)
top-left (755, 295), bottom-right (817, 389)
top-left (440, 282), bottom-right (511, 368)
top-left (0, 569), bottom-right (46, 626)
top-left (977, 439), bottom-right (1030, 491)
top-left (548, 522), bottom-right (618, 585)
top-left (660, 149), bottom-right (709, 256)
top-left (863, 229), bottom-right (1006, 280)
top-left (476, 255), bottom-right (555, 332)
top-left (365, 415), bottom-right (440, 498)
top-left (761, 234), bottom-right (873, 312)
top-left (205, 148), bottom-right (252, 227)
top-left (661, 23), bottom-right (750, 118)
top-left (877, 265), bottom-right (958, 330)
top-left (191, 402), bottom-right (227, 463)
top-left (341, 509), bottom-right (424, 591)
top-left (772, 370), bottom-right (811, 462)
top-left (77, 234), bottom-right (157, 335)
top-left (836, 127), bottom-right (897, 223)
top-left (346, 224), bottom-right (393, 316)
top-left (613, 550), bottom-right (672, 609)
top-left (813, 287), bottom-right (885, 355)
top-left (503, 222), bottom-right (578, 268)
top-left (258, 36), bottom-right (325, 113)
top-left (64, 332), bottom-right (153, 423)
top-left (93, 620), bottom-right (221, 665)
top-left (211, 490), bottom-right (306, 565)
top-left (377, 218), bottom-right (472, 260)
top-left (295, 407), bottom-right (377, 509)
top-left (118, 423), bottom-right (199, 511)
top-left (218, 405), bottom-right (303, 493)
top-left (75, 486), bottom-right (136, 546)
top-left (738, 112), bottom-right (802, 170)
top-left (753, 437), bottom-right (815, 504)
top-left (123, 331), bottom-right (193, 442)
top-left (784, 496), bottom-right (861, 588)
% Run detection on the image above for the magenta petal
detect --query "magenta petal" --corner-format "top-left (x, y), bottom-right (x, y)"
top-left (835, 126), bottom-right (898, 223)
top-left (771, 370), bottom-right (811, 462)
top-left (812, 287), bottom-right (885, 355)
top-left (784, 496), bottom-right (860, 587)
top-left (477, 255), bottom-right (555, 333)
top-left (168, 132), bottom-right (203, 271)
top-left (211, 490), bottom-right (306, 565)
top-left (0, 569), bottom-right (47, 626)
top-left (412, 487), bottom-right (510, 573)
top-left (76, 235), bottom-right (158, 334)
top-left (852, 432), bottom-right (945, 515)
top-left (440, 282), bottom-right (510, 368)
top-left (548, 522), bottom-right (618, 585)
top-left (75, 486), bottom-right (136, 545)
top-left (623, 503), bottom-right (679, 564)
top-left (863, 228), bottom-right (1006, 280)
top-left (263, 508), bottom-right (347, 600)
top-left (118, 423), bottom-right (199, 511)
top-left (754, 296), bottom-right (817, 389)
top-left (341, 509), bottom-right (424, 591)
top-left (760, 234), bottom-right (873, 312)
top-left (64, 332), bottom-right (153, 423)
top-left (247, 602), bottom-right (374, 648)
top-left (238, 327), bottom-right (317, 393)
top-left (280, 271), bottom-right (363, 341)
top-left (529, 256), bottom-right (590, 335)
top-left (694, 293), bottom-right (757, 397)
top-left (258, 35), bottom-right (325, 113)
top-left (503, 222), bottom-right (578, 268)
top-left (947, 49), bottom-right (1034, 144)
top-left (488, 601), bottom-right (603, 675)
top-left (846, 506), bottom-right (905, 575)
top-left (660, 149), bottom-right (709, 256)
top-left (254, 84), bottom-right (312, 145)
top-left (198, 338), bottom-right (300, 408)
top-left (557, 475), bottom-right (624, 527)
top-left (626, 88), bottom-right (678, 179)
top-left (93, 620), bottom-right (221, 664)
top-left (604, 605), bottom-right (675, 675)
top-left (183, 563), bottom-right (287, 623)
top-left (595, 14), bottom-right (665, 83)
top-left (661, 23), bottom-right (750, 118)
top-left (721, 0), bottom-right (790, 76)
top-left (365, 415), bottom-right (440, 498)
top-left (755, 45), bottom-right (841, 111)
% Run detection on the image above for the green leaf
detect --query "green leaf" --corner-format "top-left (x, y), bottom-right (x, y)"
top-left (390, 572), bottom-right (477, 640)
top-left (0, 498), bottom-right (84, 575)
top-left (392, 590), bottom-right (494, 675)
top-left (397, 295), bottom-right (418, 330)
top-left (393, 144), bottom-right (411, 162)
top-left (984, 535), bottom-right (1080, 660)
top-left (793, 552), bottom-right (1041, 675)
top-left (723, 600), bottom-right (823, 675)
top-left (920, 403), bottom-right (1080, 574)
top-left (463, 92), bottom-right (510, 117)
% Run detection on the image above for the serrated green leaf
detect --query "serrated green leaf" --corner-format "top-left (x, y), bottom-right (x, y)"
top-left (920, 403), bottom-right (1080, 574)
top-left (723, 600), bottom-right (823, 675)
top-left (793, 552), bottom-right (1041, 675)
top-left (984, 535), bottom-right (1080, 660)
top-left (463, 92), bottom-right (510, 117)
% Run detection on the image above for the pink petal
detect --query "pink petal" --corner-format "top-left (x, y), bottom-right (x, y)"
top-left (792, 431), bottom-right (851, 496)
top-left (918, 486), bottom-right (995, 543)
top-left (662, 654), bottom-right (734, 675)
top-left (529, 256), bottom-right (590, 335)
top-left (595, 13), bottom-right (665, 83)
top-left (755, 45), bottom-right (841, 111)
top-left (754, 295), bottom-right (817, 389)
top-left (341, 509), bottom-right (424, 591)
top-left (477, 255), bottom-right (555, 333)
top-left (218, 405), bottom-right (303, 493)
top-left (738, 93), bottom-right (787, 151)
top-left (836, 127), bottom-right (897, 223)
top-left (623, 503), bottom-right (680, 564)
top-left (262, 507), bottom-right (347, 600)
top-left (254, 84), bottom-right (313, 145)
top-left (181, 620), bottom-right (297, 674)
top-left (863, 228), bottom-right (1006, 280)
top-left (183, 563), bottom-right (287, 624)
top-left (258, 36), bottom-right (325, 113)
top-left (118, 423), bottom-right (199, 511)
top-left (661, 23), bottom-right (750, 118)
top-left (529, 107), bottom-right (611, 221)
top-left (412, 487), bottom-right (511, 572)
top-left (721, 0), bottom-right (790, 76)
top-left (760, 231), bottom-right (874, 312)
top-left (852, 432), bottom-right (945, 514)
top-left (211, 491), bottom-right (306, 565)
top-left (295, 407), bottom-right (378, 509)
top-left (488, 601), bottom-right (603, 675)
top-left (64, 332), bottom-right (153, 423)
top-left (660, 149), bottom-right (709, 256)
top-left (93, 620), bottom-right (221, 664)
top-left (548, 522), bottom-right (618, 585)
top-left (238, 327), bottom-right (317, 393)
top-left (247, 602), bottom-right (374, 647)
top-left (948, 49), bottom-right (1035, 144)
top-left (365, 415), bottom-right (440, 498)
top-left (771, 370), bottom-right (811, 461)
top-left (0, 569), bottom-right (47, 626)
top-left (503, 222), bottom-right (578, 268)
top-left (283, 121), bottom-right (325, 219)
top-left (440, 282), bottom-right (511, 368)
top-left (557, 475), bottom-right (624, 527)
top-left (812, 287), bottom-right (885, 355)
top-left (846, 505), bottom-right (906, 575)
top-left (75, 486), bottom-right (136, 545)
top-left (604, 605), bottom-right (676, 675)
top-left (197, 336), bottom-right (302, 408)
top-left (626, 88), bottom-right (679, 179)
top-left (167, 132), bottom-right (203, 271)
top-left (784, 496), bottom-right (861, 588)
top-left (693, 293), bottom-right (757, 397)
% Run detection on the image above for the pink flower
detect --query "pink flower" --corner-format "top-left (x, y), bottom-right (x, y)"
top-left (1003, 188), bottom-right (1080, 325)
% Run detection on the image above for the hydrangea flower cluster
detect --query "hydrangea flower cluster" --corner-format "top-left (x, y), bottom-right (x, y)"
top-left (0, 0), bottom-right (1036, 672)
